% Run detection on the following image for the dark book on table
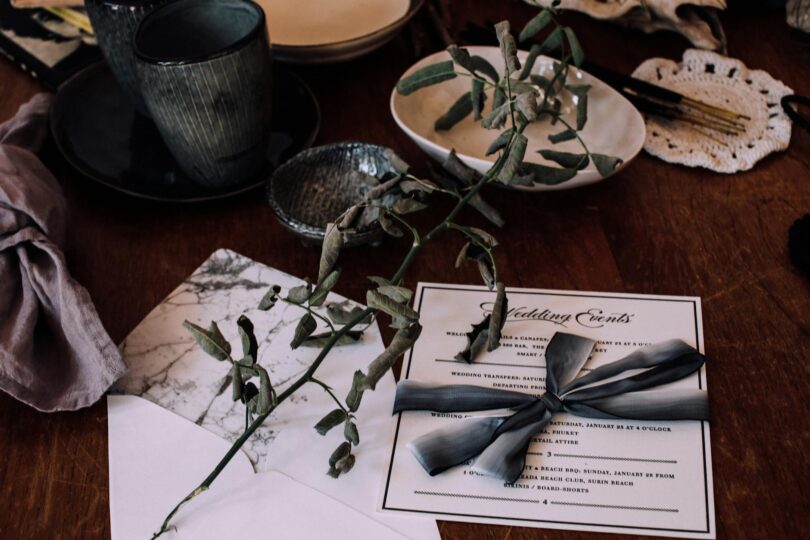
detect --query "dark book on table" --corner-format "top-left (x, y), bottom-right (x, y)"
top-left (0, 0), bottom-right (100, 89)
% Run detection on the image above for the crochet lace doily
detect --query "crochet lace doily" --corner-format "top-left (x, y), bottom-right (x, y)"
top-left (632, 49), bottom-right (793, 173)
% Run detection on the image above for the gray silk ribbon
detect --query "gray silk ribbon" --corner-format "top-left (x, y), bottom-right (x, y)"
top-left (393, 332), bottom-right (709, 484)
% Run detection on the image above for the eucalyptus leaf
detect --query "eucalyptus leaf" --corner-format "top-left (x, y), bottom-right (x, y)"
top-left (497, 132), bottom-right (528, 185)
top-left (494, 21), bottom-right (520, 73)
top-left (344, 421), bottom-right (360, 446)
top-left (318, 223), bottom-right (342, 284)
top-left (566, 84), bottom-right (591, 97)
top-left (455, 315), bottom-right (491, 363)
top-left (326, 303), bottom-right (370, 325)
top-left (575, 93), bottom-right (588, 130)
top-left (258, 285), bottom-right (282, 311)
top-left (435, 91), bottom-right (473, 131)
top-left (333, 453), bottom-right (356, 476)
top-left (549, 128), bottom-right (577, 144)
top-left (367, 276), bottom-right (392, 288)
top-left (519, 9), bottom-right (552, 42)
top-left (540, 26), bottom-right (564, 55)
top-left (485, 128), bottom-right (514, 156)
top-left (470, 55), bottom-right (499, 83)
top-left (363, 174), bottom-right (403, 202)
top-left (564, 27), bottom-right (584, 67)
top-left (363, 323), bottom-right (422, 390)
top-left (399, 178), bottom-right (437, 193)
top-left (482, 102), bottom-right (509, 130)
top-left (366, 290), bottom-right (418, 321)
top-left (521, 163), bottom-right (578, 185)
top-left (515, 92), bottom-right (538, 121)
top-left (455, 241), bottom-right (472, 269)
top-left (477, 257), bottom-right (496, 289)
top-left (286, 283), bottom-right (312, 304)
top-left (315, 409), bottom-right (347, 436)
top-left (538, 149), bottom-right (589, 169)
top-left (591, 154), bottom-right (623, 177)
top-left (396, 60), bottom-right (457, 95)
top-left (446, 44), bottom-right (474, 71)
top-left (301, 330), bottom-right (365, 348)
top-left (243, 381), bottom-right (259, 405)
top-left (290, 313), bottom-right (317, 349)
top-left (256, 365), bottom-right (274, 414)
top-left (236, 315), bottom-right (258, 364)
top-left (530, 74), bottom-right (552, 89)
top-left (230, 364), bottom-right (243, 402)
top-left (183, 320), bottom-right (231, 361)
top-left (310, 269), bottom-right (340, 307)
top-left (469, 193), bottom-right (505, 228)
top-left (329, 441), bottom-right (351, 466)
top-left (377, 284), bottom-right (413, 303)
top-left (471, 78), bottom-right (485, 121)
top-left (465, 226), bottom-right (499, 248)
top-left (518, 44), bottom-right (542, 80)
top-left (487, 282), bottom-right (508, 352)
top-left (345, 370), bottom-right (366, 412)
top-left (492, 86), bottom-right (507, 110)
top-left (442, 150), bottom-right (480, 185)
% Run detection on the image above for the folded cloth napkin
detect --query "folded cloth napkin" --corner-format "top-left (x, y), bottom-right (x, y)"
top-left (0, 94), bottom-right (126, 411)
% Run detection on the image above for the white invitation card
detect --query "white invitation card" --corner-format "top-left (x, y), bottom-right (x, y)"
top-left (380, 283), bottom-right (714, 538)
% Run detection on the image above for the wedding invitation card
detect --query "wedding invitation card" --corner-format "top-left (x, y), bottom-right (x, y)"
top-left (380, 283), bottom-right (715, 538)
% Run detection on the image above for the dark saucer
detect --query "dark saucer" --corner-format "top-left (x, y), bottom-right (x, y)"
top-left (50, 61), bottom-right (319, 203)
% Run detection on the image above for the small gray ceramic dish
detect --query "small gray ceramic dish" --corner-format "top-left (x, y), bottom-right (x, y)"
top-left (267, 142), bottom-right (402, 246)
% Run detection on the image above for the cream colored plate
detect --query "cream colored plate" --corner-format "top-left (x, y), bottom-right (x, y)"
top-left (390, 46), bottom-right (646, 191)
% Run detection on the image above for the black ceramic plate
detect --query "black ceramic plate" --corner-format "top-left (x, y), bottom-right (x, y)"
top-left (50, 61), bottom-right (319, 203)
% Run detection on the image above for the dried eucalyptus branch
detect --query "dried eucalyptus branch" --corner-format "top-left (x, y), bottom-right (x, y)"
top-left (152, 8), bottom-right (620, 537)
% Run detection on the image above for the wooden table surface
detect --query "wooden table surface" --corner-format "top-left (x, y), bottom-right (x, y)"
top-left (0, 1), bottom-right (808, 539)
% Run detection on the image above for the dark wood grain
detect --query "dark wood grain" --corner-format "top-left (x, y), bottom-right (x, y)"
top-left (0, 2), bottom-right (808, 539)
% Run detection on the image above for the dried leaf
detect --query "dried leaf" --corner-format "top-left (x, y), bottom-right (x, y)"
top-left (378, 212), bottom-right (404, 237)
top-left (332, 453), bottom-right (356, 476)
top-left (455, 241), bottom-right (472, 269)
top-left (256, 365), bottom-right (274, 414)
top-left (318, 223), bottom-right (343, 283)
top-left (345, 370), bottom-right (366, 412)
top-left (315, 409), bottom-right (347, 436)
top-left (446, 44), bottom-right (473, 70)
top-left (442, 150), bottom-right (480, 186)
top-left (384, 148), bottom-right (410, 174)
top-left (575, 93), bottom-right (588, 130)
top-left (495, 21), bottom-right (520, 73)
top-left (497, 132), bottom-right (528, 185)
top-left (435, 91), bottom-right (473, 131)
top-left (538, 150), bottom-right (589, 169)
top-left (326, 303), bottom-right (370, 325)
top-left (367, 276), bottom-right (392, 288)
top-left (258, 285), bottom-right (282, 310)
top-left (290, 313), bottom-right (317, 349)
top-left (377, 284), bottom-right (413, 303)
top-left (392, 198), bottom-right (428, 214)
top-left (539, 26), bottom-right (563, 55)
top-left (465, 226), bottom-right (499, 248)
top-left (455, 315), bottom-right (491, 363)
top-left (363, 323), bottom-right (422, 390)
top-left (469, 193), bottom-right (505, 228)
top-left (310, 269), bottom-right (340, 307)
top-left (591, 154), bottom-right (623, 177)
top-left (549, 128), bottom-right (577, 144)
top-left (518, 43), bottom-right (542, 80)
top-left (400, 178), bottom-right (438, 194)
top-left (344, 421), bottom-right (360, 446)
top-left (482, 102), bottom-right (509, 130)
top-left (485, 128), bottom-right (514, 156)
top-left (183, 320), bottom-right (231, 361)
top-left (236, 315), bottom-right (258, 364)
top-left (520, 9), bottom-right (552, 42)
top-left (230, 364), bottom-right (243, 402)
top-left (477, 257), bottom-right (495, 289)
top-left (286, 283), bottom-right (312, 304)
top-left (515, 92), bottom-right (538, 122)
top-left (470, 55), bottom-right (499, 83)
top-left (396, 60), bottom-right (457, 95)
top-left (471, 78), bottom-right (485, 121)
top-left (521, 163), bottom-right (578, 185)
top-left (329, 441), bottom-right (351, 466)
top-left (301, 330), bottom-right (365, 348)
top-left (366, 290), bottom-right (418, 321)
top-left (487, 282), bottom-right (508, 352)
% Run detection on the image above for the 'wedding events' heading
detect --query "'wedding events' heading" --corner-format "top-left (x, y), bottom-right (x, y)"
top-left (480, 302), bottom-right (635, 329)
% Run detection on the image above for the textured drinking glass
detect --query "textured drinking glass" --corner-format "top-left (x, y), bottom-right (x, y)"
top-left (134, 0), bottom-right (273, 188)
top-left (85, 0), bottom-right (173, 114)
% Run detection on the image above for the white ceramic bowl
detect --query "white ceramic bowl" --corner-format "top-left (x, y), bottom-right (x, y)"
top-left (390, 46), bottom-right (646, 191)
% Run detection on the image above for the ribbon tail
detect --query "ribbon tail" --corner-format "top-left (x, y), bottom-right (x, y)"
top-left (566, 389), bottom-right (710, 421)
top-left (394, 381), bottom-right (535, 413)
top-left (471, 410), bottom-right (553, 484)
top-left (407, 416), bottom-right (506, 476)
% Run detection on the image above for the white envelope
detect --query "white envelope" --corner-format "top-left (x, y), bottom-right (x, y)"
top-left (108, 395), bottom-right (416, 539)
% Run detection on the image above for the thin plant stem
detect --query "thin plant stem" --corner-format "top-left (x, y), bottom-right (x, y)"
top-left (309, 376), bottom-right (348, 413)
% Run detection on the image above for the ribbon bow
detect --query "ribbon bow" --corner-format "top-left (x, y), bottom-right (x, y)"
top-left (393, 332), bottom-right (709, 484)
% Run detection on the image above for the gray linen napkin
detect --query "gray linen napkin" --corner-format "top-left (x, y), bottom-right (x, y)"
top-left (0, 94), bottom-right (126, 411)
